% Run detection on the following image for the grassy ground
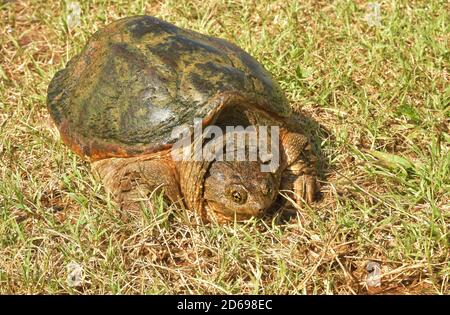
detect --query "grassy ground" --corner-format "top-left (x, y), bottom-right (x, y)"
top-left (0, 0), bottom-right (448, 294)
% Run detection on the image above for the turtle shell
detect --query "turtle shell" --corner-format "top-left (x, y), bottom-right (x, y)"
top-left (47, 15), bottom-right (291, 160)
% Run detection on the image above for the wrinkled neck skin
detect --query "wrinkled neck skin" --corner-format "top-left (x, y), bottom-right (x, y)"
top-left (174, 129), bottom-right (283, 223)
top-left (176, 159), bottom-right (281, 223)
top-left (172, 101), bottom-right (288, 223)
top-left (173, 134), bottom-right (212, 220)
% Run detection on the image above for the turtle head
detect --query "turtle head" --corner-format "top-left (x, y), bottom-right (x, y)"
top-left (203, 160), bottom-right (279, 222)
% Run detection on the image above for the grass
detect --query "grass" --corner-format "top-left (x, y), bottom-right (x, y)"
top-left (0, 0), bottom-right (448, 294)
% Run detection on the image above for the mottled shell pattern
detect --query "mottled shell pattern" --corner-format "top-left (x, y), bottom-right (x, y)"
top-left (47, 16), bottom-right (291, 160)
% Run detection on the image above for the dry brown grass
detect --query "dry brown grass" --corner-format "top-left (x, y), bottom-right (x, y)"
top-left (0, 0), bottom-right (448, 294)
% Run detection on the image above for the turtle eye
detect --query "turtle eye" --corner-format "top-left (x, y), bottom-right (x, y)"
top-left (226, 186), bottom-right (247, 205)
top-left (231, 190), bottom-right (247, 204)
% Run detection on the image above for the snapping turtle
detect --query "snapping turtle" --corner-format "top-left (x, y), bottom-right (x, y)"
top-left (47, 16), bottom-right (319, 222)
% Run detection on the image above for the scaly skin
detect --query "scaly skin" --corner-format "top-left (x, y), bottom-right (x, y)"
top-left (47, 16), bottom-right (320, 222)
top-left (91, 123), bottom-right (319, 223)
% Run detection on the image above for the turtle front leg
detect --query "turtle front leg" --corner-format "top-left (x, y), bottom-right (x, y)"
top-left (91, 155), bottom-right (183, 213)
top-left (280, 130), bottom-right (320, 207)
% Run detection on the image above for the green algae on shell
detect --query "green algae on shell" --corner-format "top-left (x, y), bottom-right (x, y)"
top-left (47, 15), bottom-right (290, 160)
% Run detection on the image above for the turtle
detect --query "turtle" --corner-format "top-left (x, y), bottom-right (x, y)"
top-left (47, 15), bottom-right (320, 223)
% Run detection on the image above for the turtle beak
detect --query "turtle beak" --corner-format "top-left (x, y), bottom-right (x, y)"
top-left (205, 201), bottom-right (265, 223)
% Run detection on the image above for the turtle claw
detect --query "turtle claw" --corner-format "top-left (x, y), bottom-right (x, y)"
top-left (293, 174), bottom-right (318, 206)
